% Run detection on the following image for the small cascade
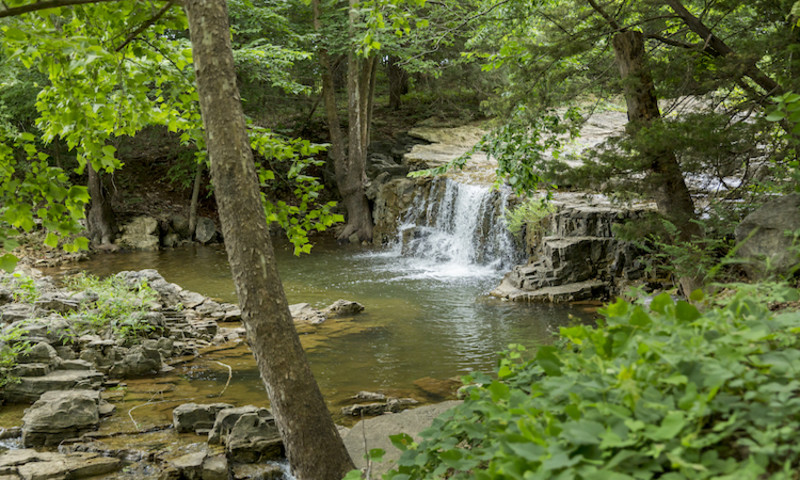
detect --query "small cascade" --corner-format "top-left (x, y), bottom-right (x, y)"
top-left (392, 178), bottom-right (522, 273)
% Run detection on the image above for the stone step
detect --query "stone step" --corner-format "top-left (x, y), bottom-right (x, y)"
top-left (491, 280), bottom-right (608, 304)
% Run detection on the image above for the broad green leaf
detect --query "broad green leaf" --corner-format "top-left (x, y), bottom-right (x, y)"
top-left (0, 254), bottom-right (18, 273)
top-left (535, 346), bottom-right (563, 376)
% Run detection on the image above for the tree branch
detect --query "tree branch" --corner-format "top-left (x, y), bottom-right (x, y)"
top-left (663, 0), bottom-right (783, 97)
top-left (586, 0), bottom-right (621, 31)
top-left (115, 0), bottom-right (176, 52)
top-left (0, 0), bottom-right (120, 18)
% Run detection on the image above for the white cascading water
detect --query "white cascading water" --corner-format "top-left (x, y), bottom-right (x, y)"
top-left (385, 178), bottom-right (522, 280)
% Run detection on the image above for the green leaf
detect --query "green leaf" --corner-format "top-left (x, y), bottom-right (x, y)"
top-left (648, 411), bottom-right (686, 441)
top-left (368, 448), bottom-right (385, 462)
top-left (675, 301), bottom-right (701, 322)
top-left (650, 293), bottom-right (673, 314)
top-left (0, 254), bottom-right (18, 273)
top-left (44, 233), bottom-right (58, 248)
top-left (535, 345), bottom-right (563, 376)
top-left (389, 433), bottom-right (414, 451)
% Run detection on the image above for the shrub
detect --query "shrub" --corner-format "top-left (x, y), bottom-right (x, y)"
top-left (385, 285), bottom-right (800, 480)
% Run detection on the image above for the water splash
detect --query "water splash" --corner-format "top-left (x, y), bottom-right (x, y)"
top-left (377, 178), bottom-right (521, 281)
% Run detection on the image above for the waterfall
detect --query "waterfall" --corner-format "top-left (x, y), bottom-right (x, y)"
top-left (388, 178), bottom-right (522, 278)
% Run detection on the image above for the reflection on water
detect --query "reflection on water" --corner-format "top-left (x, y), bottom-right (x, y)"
top-left (50, 240), bottom-right (591, 422)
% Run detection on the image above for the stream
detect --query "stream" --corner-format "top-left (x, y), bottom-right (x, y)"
top-left (59, 239), bottom-right (592, 423)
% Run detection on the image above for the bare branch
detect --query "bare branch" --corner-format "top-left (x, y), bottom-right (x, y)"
top-left (0, 0), bottom-right (120, 18)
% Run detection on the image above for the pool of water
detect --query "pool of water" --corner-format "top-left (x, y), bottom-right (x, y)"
top-left (49, 239), bottom-right (592, 424)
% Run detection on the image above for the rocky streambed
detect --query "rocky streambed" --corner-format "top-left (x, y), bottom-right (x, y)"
top-left (0, 267), bottom-right (454, 479)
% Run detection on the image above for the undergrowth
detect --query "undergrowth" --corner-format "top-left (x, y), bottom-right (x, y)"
top-left (362, 283), bottom-right (800, 480)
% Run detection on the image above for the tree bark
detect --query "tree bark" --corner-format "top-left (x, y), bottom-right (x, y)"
top-left (188, 160), bottom-right (203, 240)
top-left (86, 162), bottom-right (115, 245)
top-left (388, 55), bottom-right (408, 111)
top-left (182, 2), bottom-right (355, 479)
top-left (312, 0), bottom-right (347, 167)
top-left (612, 30), bottom-right (699, 240)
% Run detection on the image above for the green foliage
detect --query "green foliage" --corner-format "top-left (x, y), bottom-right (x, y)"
top-left (64, 273), bottom-right (159, 343)
top-left (251, 127), bottom-right (343, 254)
top-left (0, 323), bottom-right (32, 387)
top-left (504, 196), bottom-right (555, 238)
top-left (387, 285), bottom-right (800, 480)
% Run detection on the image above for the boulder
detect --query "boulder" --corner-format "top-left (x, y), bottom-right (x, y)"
top-left (162, 232), bottom-right (181, 248)
top-left (342, 401), bottom-right (462, 476)
top-left (117, 270), bottom-right (182, 307)
top-left (322, 300), bottom-right (365, 318)
top-left (33, 293), bottom-right (79, 314)
top-left (225, 412), bottom-right (283, 463)
top-left (173, 403), bottom-right (233, 434)
top-left (21, 390), bottom-right (100, 447)
top-left (17, 342), bottom-right (59, 367)
top-left (735, 194), bottom-right (800, 278)
top-left (195, 217), bottom-right (217, 244)
top-left (168, 450), bottom-right (206, 479)
top-left (169, 214), bottom-right (191, 238)
top-left (110, 344), bottom-right (162, 377)
top-left (208, 406), bottom-right (269, 444)
top-left (0, 303), bottom-right (34, 323)
top-left (179, 290), bottom-right (206, 309)
top-left (2, 369), bottom-right (104, 403)
top-left (288, 303), bottom-right (326, 325)
top-left (117, 216), bottom-right (160, 251)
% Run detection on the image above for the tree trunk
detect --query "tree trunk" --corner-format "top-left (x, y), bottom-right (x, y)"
top-left (183, 2), bottom-right (355, 479)
top-left (86, 162), bottom-right (115, 245)
top-left (388, 56), bottom-right (408, 111)
top-left (612, 30), bottom-right (698, 240)
top-left (312, 0), bottom-right (346, 167)
top-left (188, 160), bottom-right (203, 240)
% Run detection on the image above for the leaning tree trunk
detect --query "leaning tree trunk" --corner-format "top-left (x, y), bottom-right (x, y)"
top-left (612, 30), bottom-right (699, 240)
top-left (86, 162), bottom-right (115, 245)
top-left (183, 2), bottom-right (355, 479)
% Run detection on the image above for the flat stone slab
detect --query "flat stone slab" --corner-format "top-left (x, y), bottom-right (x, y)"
top-left (0, 449), bottom-right (121, 480)
top-left (492, 279), bottom-right (607, 303)
top-left (3, 370), bottom-right (104, 403)
top-left (342, 400), bottom-right (461, 475)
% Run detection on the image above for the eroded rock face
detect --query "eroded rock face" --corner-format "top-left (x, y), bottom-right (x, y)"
top-left (21, 389), bottom-right (101, 447)
top-left (492, 197), bottom-right (650, 303)
top-left (173, 403), bottom-right (234, 434)
top-left (735, 194), bottom-right (800, 279)
top-left (116, 216), bottom-right (160, 251)
top-left (109, 344), bottom-right (162, 377)
top-left (225, 412), bottom-right (282, 462)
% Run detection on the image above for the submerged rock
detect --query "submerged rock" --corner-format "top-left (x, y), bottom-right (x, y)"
top-left (322, 300), bottom-right (365, 318)
top-left (21, 389), bottom-right (101, 447)
top-left (288, 303), bottom-right (326, 325)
